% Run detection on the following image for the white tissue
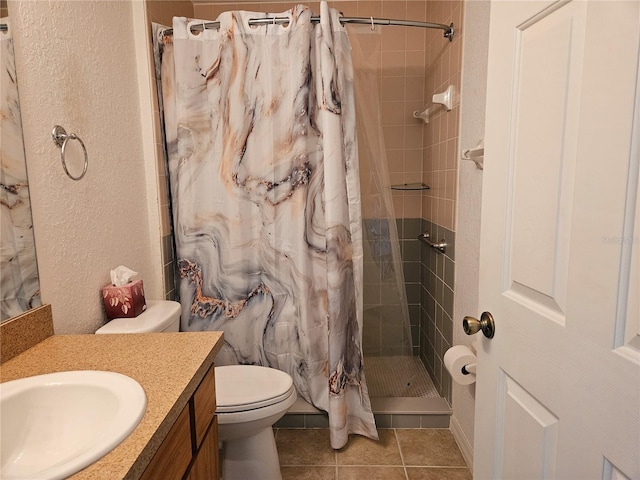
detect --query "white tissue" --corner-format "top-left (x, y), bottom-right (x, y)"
top-left (110, 265), bottom-right (138, 287)
top-left (444, 345), bottom-right (477, 385)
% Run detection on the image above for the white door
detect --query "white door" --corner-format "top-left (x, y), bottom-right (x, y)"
top-left (474, 1), bottom-right (640, 479)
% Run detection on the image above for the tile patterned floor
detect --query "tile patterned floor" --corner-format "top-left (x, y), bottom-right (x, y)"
top-left (275, 428), bottom-right (472, 480)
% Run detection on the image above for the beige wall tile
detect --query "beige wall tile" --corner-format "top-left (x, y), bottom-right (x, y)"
top-left (389, 172), bottom-right (404, 185)
top-left (438, 141), bottom-right (448, 170)
top-left (404, 193), bottom-right (422, 218)
top-left (405, 75), bottom-right (425, 102)
top-left (406, 27), bottom-right (425, 50)
top-left (405, 125), bottom-right (423, 149)
top-left (404, 148), bottom-right (422, 172)
top-left (393, 194), bottom-right (404, 218)
top-left (382, 101), bottom-right (406, 126)
top-left (406, 0), bottom-right (427, 22)
top-left (445, 170), bottom-right (456, 200)
top-left (444, 199), bottom-right (454, 230)
top-left (170, 0), bottom-right (195, 18)
top-left (382, 77), bottom-right (406, 101)
top-left (192, 4), bottom-right (217, 19)
top-left (421, 195), bottom-right (432, 219)
top-left (382, 0), bottom-right (407, 18)
top-left (156, 141), bottom-right (166, 173)
top-left (406, 50), bottom-right (425, 72)
top-left (357, 0), bottom-right (383, 17)
top-left (381, 28), bottom-right (406, 51)
top-left (381, 51), bottom-right (406, 76)
top-left (160, 201), bottom-right (172, 236)
top-left (386, 148), bottom-right (405, 172)
top-left (445, 138), bottom-right (457, 169)
top-left (383, 126), bottom-right (405, 149)
top-left (335, 1), bottom-right (359, 16)
top-left (158, 173), bottom-right (169, 206)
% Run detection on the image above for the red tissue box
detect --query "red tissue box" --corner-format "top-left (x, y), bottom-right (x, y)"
top-left (102, 279), bottom-right (146, 319)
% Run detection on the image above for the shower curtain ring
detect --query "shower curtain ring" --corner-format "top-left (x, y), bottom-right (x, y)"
top-left (370, 16), bottom-right (375, 31)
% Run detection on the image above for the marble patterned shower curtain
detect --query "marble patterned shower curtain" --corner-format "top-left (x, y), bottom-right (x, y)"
top-left (154, 2), bottom-right (377, 448)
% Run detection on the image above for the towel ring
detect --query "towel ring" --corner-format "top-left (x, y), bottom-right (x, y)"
top-left (51, 125), bottom-right (88, 181)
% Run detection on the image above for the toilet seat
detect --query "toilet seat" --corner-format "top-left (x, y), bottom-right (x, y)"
top-left (215, 365), bottom-right (294, 413)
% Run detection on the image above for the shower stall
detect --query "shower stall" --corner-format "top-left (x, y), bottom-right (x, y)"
top-left (350, 27), bottom-right (441, 401)
top-left (148, 0), bottom-right (462, 429)
top-left (346, 15), bottom-right (457, 426)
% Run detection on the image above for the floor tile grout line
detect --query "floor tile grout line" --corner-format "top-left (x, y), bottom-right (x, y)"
top-left (393, 428), bottom-right (410, 480)
top-left (405, 466), bottom-right (472, 469)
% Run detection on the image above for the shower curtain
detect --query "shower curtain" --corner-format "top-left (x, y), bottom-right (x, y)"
top-left (349, 27), bottom-right (413, 361)
top-left (154, 2), bottom-right (377, 448)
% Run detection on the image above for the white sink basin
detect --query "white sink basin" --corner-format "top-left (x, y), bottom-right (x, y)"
top-left (0, 370), bottom-right (146, 480)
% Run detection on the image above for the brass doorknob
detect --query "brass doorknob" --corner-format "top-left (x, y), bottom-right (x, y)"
top-left (463, 311), bottom-right (495, 339)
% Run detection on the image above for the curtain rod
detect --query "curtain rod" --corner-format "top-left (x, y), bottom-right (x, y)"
top-left (163, 16), bottom-right (454, 41)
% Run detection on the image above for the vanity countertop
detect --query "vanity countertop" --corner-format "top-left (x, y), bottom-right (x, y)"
top-left (0, 331), bottom-right (224, 479)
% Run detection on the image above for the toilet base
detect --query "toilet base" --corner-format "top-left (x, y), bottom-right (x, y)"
top-left (221, 426), bottom-right (282, 480)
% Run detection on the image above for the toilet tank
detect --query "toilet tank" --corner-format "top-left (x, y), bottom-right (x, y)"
top-left (95, 300), bottom-right (181, 334)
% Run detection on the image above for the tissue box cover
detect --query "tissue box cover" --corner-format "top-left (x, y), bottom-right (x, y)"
top-left (102, 279), bottom-right (146, 319)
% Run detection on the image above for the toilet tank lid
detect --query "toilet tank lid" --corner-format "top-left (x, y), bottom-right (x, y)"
top-left (96, 300), bottom-right (181, 334)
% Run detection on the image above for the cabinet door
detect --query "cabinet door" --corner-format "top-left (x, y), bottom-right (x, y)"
top-left (188, 417), bottom-right (219, 480)
top-left (193, 365), bottom-right (216, 448)
top-left (140, 405), bottom-right (192, 480)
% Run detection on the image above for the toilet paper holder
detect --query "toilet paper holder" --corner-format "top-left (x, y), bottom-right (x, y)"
top-left (461, 363), bottom-right (476, 375)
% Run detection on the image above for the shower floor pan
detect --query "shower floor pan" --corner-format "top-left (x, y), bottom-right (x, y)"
top-left (365, 356), bottom-right (439, 398)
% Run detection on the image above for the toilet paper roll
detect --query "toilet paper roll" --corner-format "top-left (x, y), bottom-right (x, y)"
top-left (444, 345), bottom-right (477, 385)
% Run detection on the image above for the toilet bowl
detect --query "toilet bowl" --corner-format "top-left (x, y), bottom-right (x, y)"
top-left (95, 301), bottom-right (296, 479)
top-left (215, 365), bottom-right (297, 480)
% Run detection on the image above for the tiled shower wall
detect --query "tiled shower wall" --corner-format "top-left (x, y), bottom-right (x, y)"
top-left (394, 0), bottom-right (462, 404)
top-left (399, 217), bottom-right (455, 404)
top-left (420, 220), bottom-right (455, 403)
top-left (419, 0), bottom-right (462, 403)
top-left (144, 0), bottom-right (463, 403)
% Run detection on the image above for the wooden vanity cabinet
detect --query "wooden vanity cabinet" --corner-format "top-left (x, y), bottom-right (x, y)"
top-left (188, 417), bottom-right (219, 480)
top-left (140, 365), bottom-right (219, 480)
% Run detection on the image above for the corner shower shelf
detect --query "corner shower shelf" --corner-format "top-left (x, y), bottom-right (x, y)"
top-left (390, 183), bottom-right (430, 191)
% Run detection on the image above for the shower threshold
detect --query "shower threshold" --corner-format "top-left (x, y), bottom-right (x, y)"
top-left (274, 355), bottom-right (452, 429)
top-left (275, 395), bottom-right (452, 430)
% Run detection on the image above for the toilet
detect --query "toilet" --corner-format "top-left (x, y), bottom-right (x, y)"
top-left (96, 300), bottom-right (297, 480)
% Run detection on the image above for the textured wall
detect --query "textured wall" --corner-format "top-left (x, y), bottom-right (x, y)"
top-left (451, 0), bottom-right (491, 465)
top-left (10, 0), bottom-right (162, 334)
